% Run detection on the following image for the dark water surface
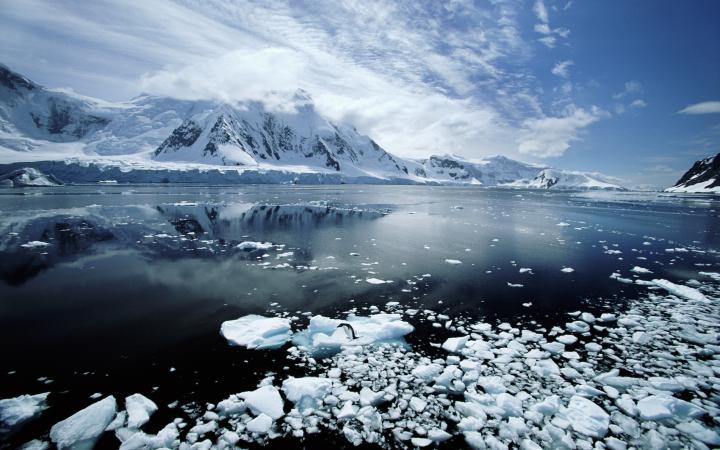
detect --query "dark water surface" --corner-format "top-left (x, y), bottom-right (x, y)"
top-left (1, 185), bottom-right (719, 447)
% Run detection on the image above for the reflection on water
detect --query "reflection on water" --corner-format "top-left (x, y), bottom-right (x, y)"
top-left (0, 204), bottom-right (388, 285)
top-left (1, 186), bottom-right (719, 449)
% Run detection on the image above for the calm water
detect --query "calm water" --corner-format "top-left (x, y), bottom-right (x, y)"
top-left (1, 185), bottom-right (719, 447)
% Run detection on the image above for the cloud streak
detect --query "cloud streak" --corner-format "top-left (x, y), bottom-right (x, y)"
top-left (0, 0), bottom-right (604, 160)
top-left (678, 101), bottom-right (720, 115)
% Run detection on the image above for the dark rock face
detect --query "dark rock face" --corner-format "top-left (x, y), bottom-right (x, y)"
top-left (672, 153), bottom-right (720, 190)
top-left (155, 121), bottom-right (203, 155)
top-left (533, 171), bottom-right (559, 188)
top-left (0, 64), bottom-right (37, 93)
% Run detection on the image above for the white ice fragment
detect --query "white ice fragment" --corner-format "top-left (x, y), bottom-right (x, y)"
top-left (238, 386), bottom-right (284, 419)
top-left (675, 421), bottom-right (720, 445)
top-left (636, 395), bottom-right (705, 421)
top-left (409, 397), bottom-right (427, 412)
top-left (0, 393), bottom-right (49, 430)
top-left (125, 394), bottom-right (157, 429)
top-left (220, 315), bottom-right (292, 350)
top-left (556, 335), bottom-right (578, 345)
top-left (651, 279), bottom-right (708, 302)
top-left (561, 267), bottom-right (575, 273)
top-left (441, 336), bottom-right (470, 353)
top-left (566, 321), bottom-right (590, 333)
top-left (563, 395), bottom-right (609, 438)
top-left (411, 364), bottom-right (443, 383)
top-left (236, 241), bottom-right (274, 250)
top-left (246, 413), bottom-right (273, 434)
top-left (444, 259), bottom-right (462, 265)
top-left (281, 377), bottom-right (332, 409)
top-left (50, 396), bottom-right (117, 450)
top-left (20, 241), bottom-right (51, 248)
top-left (630, 266), bottom-right (653, 274)
top-left (336, 401), bottom-right (357, 420)
top-left (365, 278), bottom-right (388, 285)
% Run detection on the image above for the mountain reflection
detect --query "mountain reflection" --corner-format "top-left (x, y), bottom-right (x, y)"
top-left (0, 204), bottom-right (389, 285)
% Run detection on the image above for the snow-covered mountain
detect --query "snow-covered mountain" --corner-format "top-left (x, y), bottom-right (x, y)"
top-left (151, 91), bottom-right (410, 178)
top-left (665, 153), bottom-right (720, 193)
top-left (0, 64), bottom-right (624, 188)
top-left (0, 64), bottom-right (111, 149)
top-left (414, 154), bottom-right (547, 185)
top-left (507, 168), bottom-right (626, 190)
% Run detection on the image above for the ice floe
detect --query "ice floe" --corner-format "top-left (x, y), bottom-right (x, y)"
top-left (50, 396), bottom-right (117, 450)
top-left (0, 393), bottom-right (49, 431)
top-left (220, 315), bottom-right (292, 350)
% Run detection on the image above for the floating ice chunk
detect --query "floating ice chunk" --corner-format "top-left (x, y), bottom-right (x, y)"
top-left (365, 278), bottom-right (388, 285)
top-left (281, 377), bottom-right (332, 410)
top-left (411, 364), bottom-right (443, 383)
top-left (648, 377), bottom-right (685, 392)
top-left (125, 394), bottom-right (157, 429)
top-left (557, 222), bottom-right (570, 227)
top-left (566, 321), bottom-right (590, 333)
top-left (246, 413), bottom-right (273, 434)
top-left (427, 428), bottom-right (452, 442)
top-left (636, 395), bottom-right (705, 421)
top-left (237, 241), bottom-right (274, 250)
top-left (296, 314), bottom-right (413, 354)
top-left (50, 396), bottom-right (117, 450)
top-left (561, 267), bottom-right (574, 273)
top-left (651, 279), bottom-right (708, 302)
top-left (238, 386), bottom-right (284, 419)
top-left (444, 259), bottom-right (462, 265)
top-left (540, 342), bottom-right (565, 355)
top-left (0, 393), bottom-right (49, 430)
top-left (409, 397), bottom-right (427, 412)
top-left (336, 401), bottom-right (357, 420)
top-left (20, 241), bottom-right (51, 248)
top-left (216, 395), bottom-right (246, 416)
top-left (18, 439), bottom-right (48, 450)
top-left (598, 313), bottom-right (617, 322)
top-left (556, 335), bottom-right (577, 345)
top-left (476, 376), bottom-right (506, 394)
top-left (630, 266), bottom-right (652, 274)
top-left (359, 387), bottom-right (385, 406)
top-left (675, 421), bottom-right (720, 445)
top-left (495, 393), bottom-right (523, 417)
top-left (220, 315), bottom-right (292, 350)
top-left (530, 395), bottom-right (560, 415)
top-left (519, 268), bottom-right (533, 274)
top-left (411, 437), bottom-right (432, 447)
top-left (530, 359), bottom-right (560, 377)
top-left (580, 312), bottom-right (595, 323)
top-left (585, 342), bottom-right (602, 352)
top-left (441, 336), bottom-right (470, 353)
top-left (563, 396), bottom-right (609, 438)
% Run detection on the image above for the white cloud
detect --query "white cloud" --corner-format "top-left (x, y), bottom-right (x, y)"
top-left (613, 81), bottom-right (643, 100)
top-left (0, 0), bottom-right (598, 160)
top-left (517, 106), bottom-right (608, 158)
top-left (629, 99), bottom-right (647, 108)
top-left (678, 101), bottom-right (720, 115)
top-left (532, 0), bottom-right (569, 48)
top-left (551, 60), bottom-right (574, 78)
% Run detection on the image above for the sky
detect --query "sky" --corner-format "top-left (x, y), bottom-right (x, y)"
top-left (0, 0), bottom-right (719, 187)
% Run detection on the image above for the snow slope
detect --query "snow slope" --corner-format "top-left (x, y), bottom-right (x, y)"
top-left (665, 153), bottom-right (720, 193)
top-left (507, 168), bottom-right (626, 191)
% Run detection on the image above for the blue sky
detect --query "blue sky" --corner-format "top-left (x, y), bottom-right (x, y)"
top-left (1, 0), bottom-right (718, 187)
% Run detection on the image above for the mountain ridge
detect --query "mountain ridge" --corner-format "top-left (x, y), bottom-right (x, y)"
top-left (0, 64), bottom-right (624, 189)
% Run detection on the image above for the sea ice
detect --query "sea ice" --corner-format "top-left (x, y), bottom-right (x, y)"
top-left (246, 413), bottom-right (273, 434)
top-left (563, 396), bottom-right (609, 438)
top-left (50, 396), bottom-right (117, 450)
top-left (220, 315), bottom-right (292, 350)
top-left (125, 393), bottom-right (157, 429)
top-left (651, 279), bottom-right (708, 302)
top-left (238, 386), bottom-right (284, 420)
top-left (0, 392), bottom-right (49, 430)
top-left (281, 377), bottom-right (332, 410)
top-left (636, 395), bottom-right (705, 421)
